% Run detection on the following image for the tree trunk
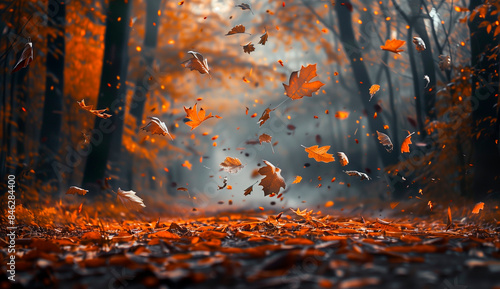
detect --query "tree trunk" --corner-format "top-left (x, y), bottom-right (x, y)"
top-left (410, 2), bottom-right (437, 123)
top-left (38, 0), bottom-right (65, 193)
top-left (468, 0), bottom-right (500, 200)
top-left (81, 0), bottom-right (131, 194)
top-left (123, 0), bottom-right (161, 189)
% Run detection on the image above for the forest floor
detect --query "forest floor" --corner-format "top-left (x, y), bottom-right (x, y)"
top-left (1, 206), bottom-right (500, 289)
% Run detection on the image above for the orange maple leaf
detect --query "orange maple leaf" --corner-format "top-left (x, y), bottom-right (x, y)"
top-left (401, 131), bottom-right (414, 153)
top-left (380, 39), bottom-right (406, 54)
top-left (302, 145), bottom-right (335, 163)
top-left (184, 103), bottom-right (215, 130)
top-left (258, 160), bottom-right (286, 196)
top-left (283, 64), bottom-right (325, 100)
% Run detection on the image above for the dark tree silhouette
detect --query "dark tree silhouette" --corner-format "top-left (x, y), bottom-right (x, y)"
top-left (468, 0), bottom-right (500, 200)
top-left (38, 0), bottom-right (65, 191)
top-left (82, 0), bottom-right (131, 193)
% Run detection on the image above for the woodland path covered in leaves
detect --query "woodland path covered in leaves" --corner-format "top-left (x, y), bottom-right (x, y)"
top-left (1, 211), bottom-right (500, 289)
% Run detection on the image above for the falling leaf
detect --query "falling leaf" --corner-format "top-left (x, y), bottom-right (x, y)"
top-left (116, 188), bottom-right (146, 211)
top-left (225, 24), bottom-right (247, 36)
top-left (258, 160), bottom-right (286, 196)
top-left (376, 131), bottom-right (394, 152)
top-left (12, 40), bottom-right (33, 73)
top-left (182, 160), bottom-right (192, 170)
top-left (66, 186), bottom-right (88, 196)
top-left (401, 131), bottom-right (414, 153)
top-left (244, 184), bottom-right (254, 196)
top-left (472, 202), bottom-right (484, 214)
top-left (424, 75), bottom-right (430, 88)
top-left (142, 117), bottom-right (173, 140)
top-left (412, 36), bottom-right (426, 52)
top-left (335, 111), bottom-right (349, 119)
top-left (235, 3), bottom-right (254, 14)
top-left (325, 201), bottom-right (334, 207)
top-left (343, 170), bottom-right (371, 180)
top-left (292, 176), bottom-right (302, 184)
top-left (177, 187), bottom-right (188, 191)
top-left (278, 59), bottom-right (284, 66)
top-left (259, 133), bottom-right (272, 145)
top-left (337, 152), bottom-right (349, 166)
top-left (428, 201), bottom-right (433, 211)
top-left (369, 84), bottom-right (380, 101)
top-left (242, 42), bottom-right (255, 54)
top-left (184, 103), bottom-right (215, 130)
top-left (283, 64), bottom-right (325, 100)
top-left (220, 157), bottom-right (244, 174)
top-left (303, 145), bottom-right (335, 163)
top-left (77, 99), bottom-right (112, 119)
top-left (380, 39), bottom-right (406, 54)
top-left (439, 55), bottom-right (451, 71)
top-left (390, 202), bottom-right (400, 209)
top-left (181, 51), bottom-right (211, 78)
top-left (258, 107), bottom-right (275, 127)
top-left (218, 177), bottom-right (228, 190)
top-left (258, 31), bottom-right (269, 45)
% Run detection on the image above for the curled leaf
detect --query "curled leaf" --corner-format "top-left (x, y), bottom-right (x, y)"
top-left (220, 157), bottom-right (244, 174)
top-left (235, 3), bottom-right (254, 14)
top-left (77, 99), bottom-right (112, 119)
top-left (142, 117), bottom-right (173, 140)
top-left (401, 131), bottom-right (415, 153)
top-left (376, 131), bottom-right (394, 152)
top-left (12, 40), bottom-right (33, 73)
top-left (412, 36), bottom-right (426, 52)
top-left (244, 184), bottom-right (254, 196)
top-left (258, 107), bottom-right (275, 127)
top-left (337, 152), bottom-right (349, 166)
top-left (116, 188), bottom-right (146, 211)
top-left (258, 31), bottom-right (268, 45)
top-left (182, 51), bottom-right (211, 78)
top-left (344, 170), bottom-right (371, 180)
